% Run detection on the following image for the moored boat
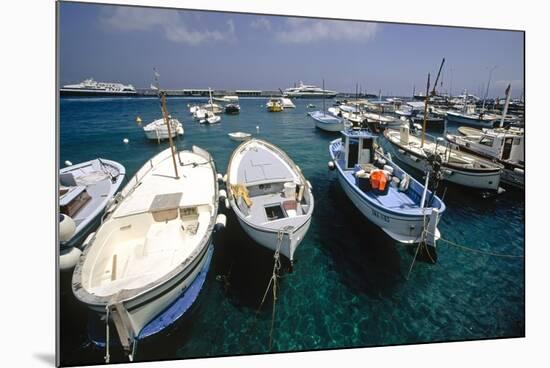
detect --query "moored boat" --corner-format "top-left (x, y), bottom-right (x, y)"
top-left (224, 104), bottom-right (241, 115)
top-left (228, 132), bottom-right (252, 141)
top-left (308, 110), bottom-right (346, 132)
top-left (59, 159), bottom-right (126, 271)
top-left (266, 98), bottom-right (284, 112)
top-left (328, 129), bottom-right (445, 252)
top-left (382, 125), bottom-right (503, 192)
top-left (72, 145), bottom-right (222, 359)
top-left (445, 127), bottom-right (524, 188)
top-left (226, 139), bottom-right (314, 265)
top-left (143, 117), bottom-right (184, 140)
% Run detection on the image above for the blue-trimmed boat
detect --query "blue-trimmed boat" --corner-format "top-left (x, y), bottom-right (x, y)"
top-left (328, 129), bottom-right (445, 251)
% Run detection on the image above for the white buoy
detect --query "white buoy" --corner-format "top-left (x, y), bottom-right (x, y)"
top-left (256, 125), bottom-right (260, 133)
top-left (64, 160), bottom-right (73, 167)
top-left (328, 161), bottom-right (335, 170)
top-left (123, 138), bottom-right (129, 144)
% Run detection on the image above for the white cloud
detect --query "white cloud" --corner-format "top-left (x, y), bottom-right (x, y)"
top-left (250, 17), bottom-right (272, 31)
top-left (99, 7), bottom-right (235, 46)
top-left (275, 18), bottom-right (378, 44)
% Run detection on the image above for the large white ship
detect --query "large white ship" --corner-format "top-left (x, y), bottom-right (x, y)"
top-left (283, 81), bottom-right (337, 98)
top-left (60, 78), bottom-right (137, 96)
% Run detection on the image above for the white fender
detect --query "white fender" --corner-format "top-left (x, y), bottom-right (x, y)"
top-left (59, 214), bottom-right (76, 242)
top-left (223, 174), bottom-right (228, 183)
top-left (215, 214), bottom-right (227, 231)
top-left (216, 173), bottom-right (224, 182)
top-left (328, 161), bottom-right (336, 170)
top-left (399, 174), bottom-right (410, 192)
top-left (224, 198), bottom-right (230, 210)
top-left (219, 189), bottom-right (227, 200)
top-left (59, 247), bottom-right (82, 271)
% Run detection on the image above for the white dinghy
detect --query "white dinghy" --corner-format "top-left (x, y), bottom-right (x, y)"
top-left (72, 92), bottom-right (223, 361)
top-left (143, 117), bottom-right (184, 141)
top-left (226, 139), bottom-right (314, 265)
top-left (228, 132), bottom-right (252, 141)
top-left (59, 159), bottom-right (125, 271)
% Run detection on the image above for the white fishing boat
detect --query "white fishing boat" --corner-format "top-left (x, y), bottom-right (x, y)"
top-left (308, 111), bottom-right (346, 132)
top-left (72, 145), bottom-right (221, 359)
top-left (328, 129), bottom-right (445, 252)
top-left (143, 117), bottom-right (184, 140)
top-left (308, 80), bottom-right (347, 132)
top-left (59, 159), bottom-right (125, 271)
top-left (382, 124), bottom-right (503, 192)
top-left (445, 127), bottom-right (524, 189)
top-left (72, 91), bottom-right (225, 361)
top-left (228, 132), bottom-right (252, 141)
top-left (226, 139), bottom-right (314, 265)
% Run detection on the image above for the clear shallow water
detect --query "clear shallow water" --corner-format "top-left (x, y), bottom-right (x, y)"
top-left (59, 97), bottom-right (524, 366)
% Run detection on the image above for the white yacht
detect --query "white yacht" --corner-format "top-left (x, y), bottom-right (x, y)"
top-left (60, 78), bottom-right (136, 96)
top-left (283, 81), bottom-right (337, 98)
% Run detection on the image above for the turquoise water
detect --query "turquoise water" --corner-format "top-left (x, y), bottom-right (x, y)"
top-left (59, 97), bottom-right (524, 366)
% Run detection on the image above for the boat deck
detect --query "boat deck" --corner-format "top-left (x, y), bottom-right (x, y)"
top-left (341, 170), bottom-right (421, 214)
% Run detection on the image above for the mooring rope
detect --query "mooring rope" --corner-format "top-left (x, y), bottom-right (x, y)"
top-left (425, 230), bottom-right (524, 259)
top-left (256, 227), bottom-right (287, 351)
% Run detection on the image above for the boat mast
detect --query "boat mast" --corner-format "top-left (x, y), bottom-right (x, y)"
top-left (421, 73), bottom-right (431, 148)
top-left (153, 68), bottom-right (179, 179)
top-left (322, 78), bottom-right (325, 116)
top-left (208, 87), bottom-right (213, 113)
top-left (482, 65), bottom-right (497, 111)
top-left (499, 83), bottom-right (512, 128)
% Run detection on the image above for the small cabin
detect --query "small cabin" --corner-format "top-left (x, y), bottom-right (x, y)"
top-left (341, 130), bottom-right (377, 170)
top-left (478, 129), bottom-right (524, 164)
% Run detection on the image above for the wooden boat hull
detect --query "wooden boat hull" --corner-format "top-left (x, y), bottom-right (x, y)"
top-left (382, 137), bottom-right (501, 191)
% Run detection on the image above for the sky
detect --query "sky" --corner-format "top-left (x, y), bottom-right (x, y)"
top-left (59, 2), bottom-right (524, 97)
